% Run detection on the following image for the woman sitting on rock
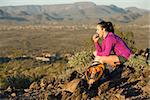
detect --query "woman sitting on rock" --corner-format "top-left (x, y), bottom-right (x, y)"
top-left (92, 20), bottom-right (132, 67)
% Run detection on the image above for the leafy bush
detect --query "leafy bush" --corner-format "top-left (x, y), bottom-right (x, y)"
top-left (4, 74), bottom-right (32, 89)
top-left (115, 28), bottom-right (137, 52)
top-left (125, 55), bottom-right (149, 73)
top-left (67, 50), bottom-right (93, 73)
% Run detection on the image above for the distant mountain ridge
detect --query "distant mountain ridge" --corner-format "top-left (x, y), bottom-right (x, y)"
top-left (0, 2), bottom-right (149, 23)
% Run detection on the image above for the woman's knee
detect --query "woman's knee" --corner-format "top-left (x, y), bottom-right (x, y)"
top-left (94, 56), bottom-right (104, 64)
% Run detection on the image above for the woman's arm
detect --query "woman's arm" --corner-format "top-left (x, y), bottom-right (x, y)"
top-left (97, 36), bottom-right (115, 56)
top-left (95, 42), bottom-right (102, 52)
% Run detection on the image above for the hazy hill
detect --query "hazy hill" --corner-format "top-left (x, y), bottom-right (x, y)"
top-left (0, 2), bottom-right (149, 23)
top-left (125, 7), bottom-right (149, 14)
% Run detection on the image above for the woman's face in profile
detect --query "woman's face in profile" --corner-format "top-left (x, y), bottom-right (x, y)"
top-left (96, 25), bottom-right (104, 37)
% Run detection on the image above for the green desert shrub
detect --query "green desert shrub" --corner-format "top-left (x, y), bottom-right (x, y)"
top-left (6, 48), bottom-right (25, 57)
top-left (125, 55), bottom-right (149, 73)
top-left (125, 55), bottom-right (150, 82)
top-left (115, 28), bottom-right (137, 52)
top-left (67, 50), bottom-right (93, 73)
top-left (4, 74), bottom-right (32, 89)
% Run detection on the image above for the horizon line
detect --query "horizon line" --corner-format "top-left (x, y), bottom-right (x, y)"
top-left (0, 1), bottom-right (149, 11)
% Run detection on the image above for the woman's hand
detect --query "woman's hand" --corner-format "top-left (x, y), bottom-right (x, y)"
top-left (92, 34), bottom-right (100, 43)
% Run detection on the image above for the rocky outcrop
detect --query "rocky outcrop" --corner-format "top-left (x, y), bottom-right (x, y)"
top-left (0, 50), bottom-right (149, 99)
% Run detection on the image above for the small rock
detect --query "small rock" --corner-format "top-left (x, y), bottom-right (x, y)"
top-left (91, 96), bottom-right (101, 100)
top-left (24, 89), bottom-right (30, 92)
top-left (69, 89), bottom-right (81, 100)
top-left (8, 70), bottom-right (13, 74)
top-left (35, 57), bottom-right (50, 62)
top-left (47, 84), bottom-right (53, 90)
top-left (44, 91), bottom-right (49, 100)
top-left (11, 93), bottom-right (16, 97)
top-left (42, 53), bottom-right (51, 57)
top-left (61, 91), bottom-right (72, 100)
top-left (115, 94), bottom-right (125, 100)
top-left (82, 92), bottom-right (88, 100)
top-left (62, 78), bottom-right (81, 93)
top-left (23, 93), bottom-right (30, 97)
top-left (6, 86), bottom-right (12, 92)
top-left (40, 79), bottom-right (47, 88)
top-left (98, 88), bottom-right (102, 96)
top-left (98, 81), bottom-right (110, 93)
top-left (142, 85), bottom-right (150, 95)
top-left (29, 82), bottom-right (40, 90)
top-left (64, 53), bottom-right (72, 59)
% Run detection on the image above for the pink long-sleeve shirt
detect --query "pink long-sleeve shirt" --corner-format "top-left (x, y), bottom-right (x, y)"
top-left (95, 32), bottom-right (132, 60)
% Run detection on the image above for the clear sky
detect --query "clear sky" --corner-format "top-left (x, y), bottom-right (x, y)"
top-left (0, 0), bottom-right (149, 10)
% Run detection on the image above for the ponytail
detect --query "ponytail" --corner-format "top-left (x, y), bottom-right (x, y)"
top-left (106, 22), bottom-right (114, 33)
top-left (98, 21), bottom-right (114, 33)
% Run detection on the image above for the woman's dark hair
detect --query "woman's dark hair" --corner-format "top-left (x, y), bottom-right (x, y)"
top-left (98, 21), bottom-right (114, 33)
